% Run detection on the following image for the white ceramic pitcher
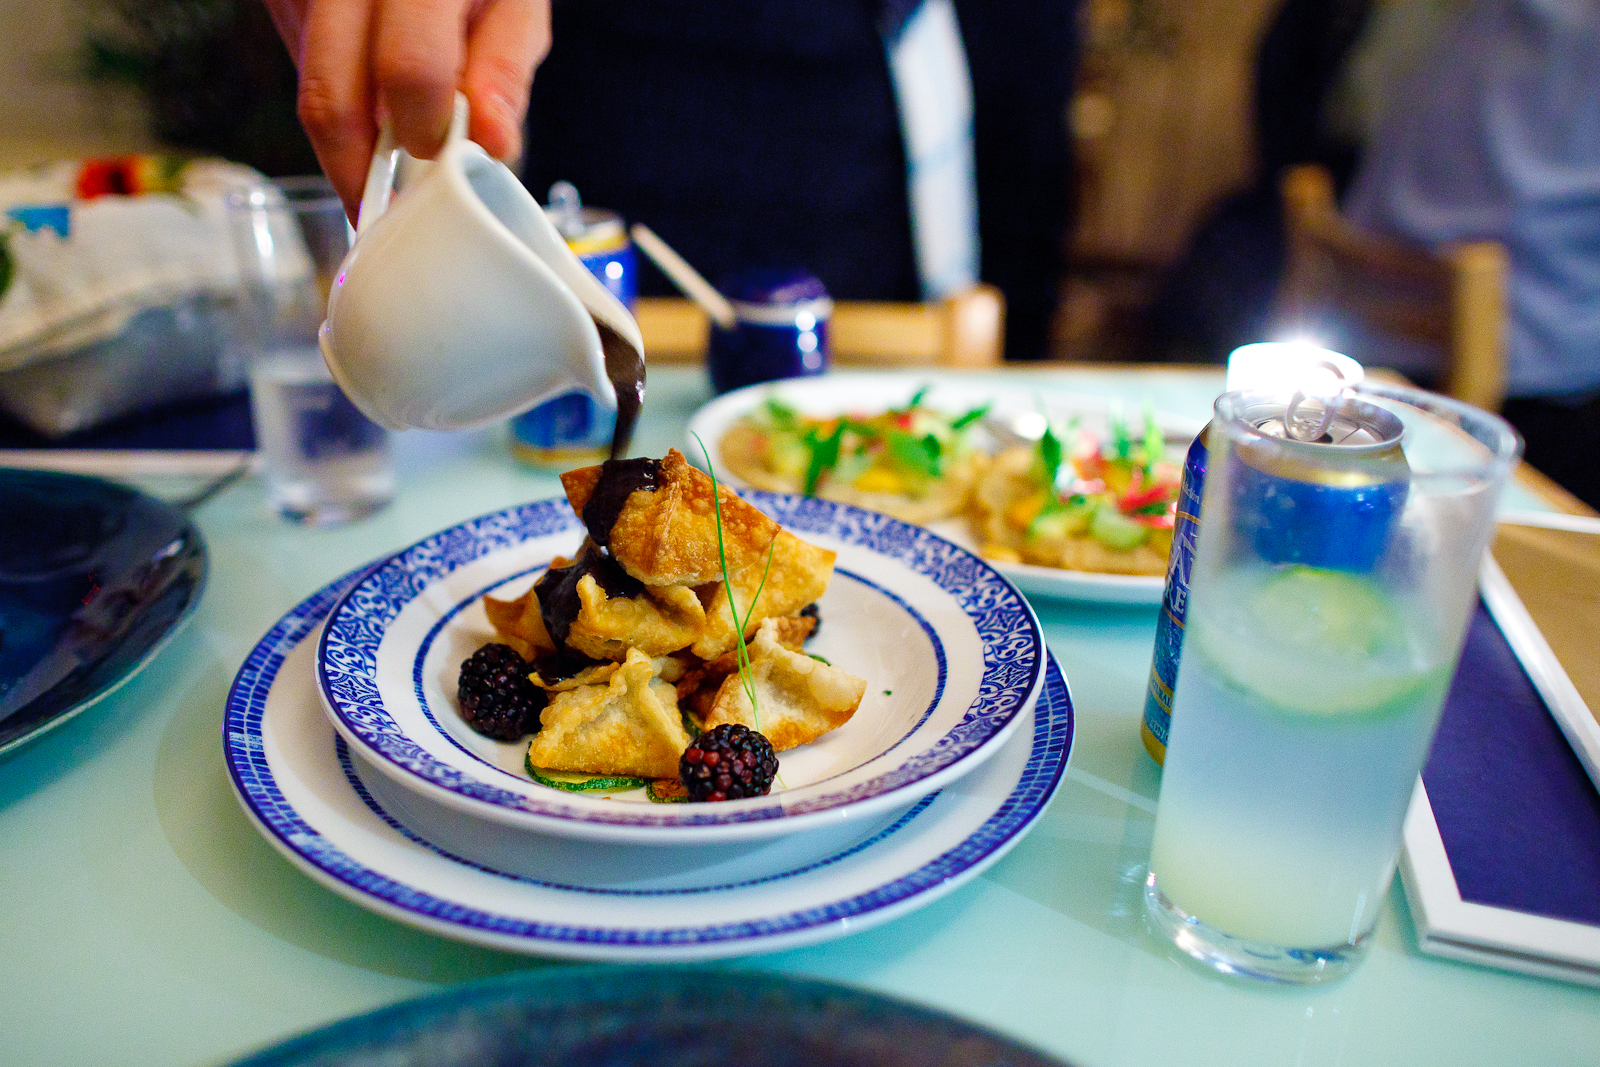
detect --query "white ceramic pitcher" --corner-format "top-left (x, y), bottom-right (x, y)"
top-left (319, 94), bottom-right (643, 432)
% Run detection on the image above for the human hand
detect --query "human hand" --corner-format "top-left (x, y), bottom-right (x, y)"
top-left (263, 0), bottom-right (551, 220)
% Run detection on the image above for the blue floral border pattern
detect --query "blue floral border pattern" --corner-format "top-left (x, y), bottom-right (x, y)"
top-left (316, 492), bottom-right (1042, 829)
top-left (224, 569), bottom-right (1074, 952)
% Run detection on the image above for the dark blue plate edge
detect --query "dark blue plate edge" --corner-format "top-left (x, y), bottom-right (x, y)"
top-left (224, 965), bottom-right (1073, 1067)
top-left (0, 469), bottom-right (209, 759)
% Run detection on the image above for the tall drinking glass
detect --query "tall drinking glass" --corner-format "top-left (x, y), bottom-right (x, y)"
top-left (1145, 382), bottom-right (1521, 983)
top-left (227, 177), bottom-right (395, 525)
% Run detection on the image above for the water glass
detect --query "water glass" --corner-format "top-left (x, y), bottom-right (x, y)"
top-left (227, 177), bottom-right (395, 525)
top-left (1145, 383), bottom-right (1521, 983)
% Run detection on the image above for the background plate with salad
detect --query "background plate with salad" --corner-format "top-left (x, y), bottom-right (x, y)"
top-left (686, 374), bottom-right (1205, 605)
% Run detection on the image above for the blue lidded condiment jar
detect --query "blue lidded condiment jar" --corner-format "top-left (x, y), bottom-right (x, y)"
top-left (707, 268), bottom-right (832, 395)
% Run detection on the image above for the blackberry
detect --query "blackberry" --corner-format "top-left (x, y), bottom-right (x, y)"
top-left (679, 723), bottom-right (778, 802)
top-left (457, 643), bottom-right (546, 740)
top-left (800, 602), bottom-right (821, 637)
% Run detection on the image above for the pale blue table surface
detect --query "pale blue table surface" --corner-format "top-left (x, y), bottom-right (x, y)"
top-left (0, 365), bottom-right (1592, 1067)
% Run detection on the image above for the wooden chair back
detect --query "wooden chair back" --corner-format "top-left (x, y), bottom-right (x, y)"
top-left (634, 283), bottom-right (1006, 368)
top-left (1275, 164), bottom-right (1508, 411)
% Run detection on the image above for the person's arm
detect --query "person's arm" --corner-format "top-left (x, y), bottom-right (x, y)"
top-left (263, 0), bottom-right (550, 218)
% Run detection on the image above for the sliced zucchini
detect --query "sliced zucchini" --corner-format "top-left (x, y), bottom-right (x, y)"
top-left (526, 757), bottom-right (650, 793)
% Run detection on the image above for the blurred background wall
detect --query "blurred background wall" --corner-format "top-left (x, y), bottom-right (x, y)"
top-left (1062, 0), bottom-right (1282, 359)
top-left (0, 0), bottom-right (154, 168)
top-left (0, 0), bottom-right (1463, 362)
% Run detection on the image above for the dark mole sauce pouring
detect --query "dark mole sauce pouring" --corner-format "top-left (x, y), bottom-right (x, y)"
top-left (531, 322), bottom-right (661, 677)
top-left (599, 318), bottom-right (646, 463)
top-left (530, 316), bottom-right (652, 679)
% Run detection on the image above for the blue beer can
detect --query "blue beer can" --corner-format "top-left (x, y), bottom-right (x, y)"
top-left (510, 191), bottom-right (638, 466)
top-left (1142, 426), bottom-right (1210, 763)
top-left (1141, 391), bottom-right (1408, 763)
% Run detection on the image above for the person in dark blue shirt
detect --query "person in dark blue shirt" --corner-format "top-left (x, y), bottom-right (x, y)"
top-left (265, 0), bottom-right (1077, 361)
top-left (523, 1), bottom-right (1079, 361)
top-left (1347, 0), bottom-right (1600, 506)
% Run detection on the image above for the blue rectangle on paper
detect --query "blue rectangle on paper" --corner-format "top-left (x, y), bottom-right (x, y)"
top-left (1422, 602), bottom-right (1600, 926)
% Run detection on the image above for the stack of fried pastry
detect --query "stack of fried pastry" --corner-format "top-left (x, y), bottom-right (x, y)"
top-left (481, 449), bottom-right (867, 781)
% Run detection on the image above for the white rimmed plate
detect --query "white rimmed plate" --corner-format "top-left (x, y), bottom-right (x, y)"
top-left (686, 373), bottom-right (1204, 605)
top-left (316, 491), bottom-right (1044, 845)
top-left (225, 571), bottom-right (1074, 960)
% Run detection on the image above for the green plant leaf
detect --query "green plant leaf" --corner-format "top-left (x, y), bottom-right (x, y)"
top-left (1109, 407), bottom-right (1135, 463)
top-left (691, 430), bottom-right (773, 735)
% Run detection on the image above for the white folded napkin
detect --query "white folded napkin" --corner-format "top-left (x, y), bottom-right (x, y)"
top-left (0, 157), bottom-right (269, 372)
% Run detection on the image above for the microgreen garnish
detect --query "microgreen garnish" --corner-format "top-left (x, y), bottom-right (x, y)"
top-left (907, 384), bottom-right (931, 409)
top-left (692, 431), bottom-right (775, 736)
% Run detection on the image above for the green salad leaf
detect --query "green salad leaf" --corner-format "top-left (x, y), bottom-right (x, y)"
top-left (761, 398), bottom-right (799, 431)
top-left (885, 430), bottom-right (943, 478)
top-left (802, 421), bottom-right (846, 496)
top-left (1038, 424), bottom-right (1063, 487)
top-left (1108, 408), bottom-right (1135, 463)
top-left (950, 403), bottom-right (991, 431)
top-left (0, 230), bottom-right (12, 302)
top-left (1141, 404), bottom-right (1164, 476)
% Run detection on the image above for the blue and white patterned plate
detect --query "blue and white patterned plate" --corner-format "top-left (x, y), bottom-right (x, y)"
top-left (225, 570), bottom-right (1073, 960)
top-left (316, 491), bottom-right (1044, 845)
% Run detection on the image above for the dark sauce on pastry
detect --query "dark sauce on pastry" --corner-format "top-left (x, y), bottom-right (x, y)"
top-left (581, 456), bottom-right (661, 548)
top-left (532, 312), bottom-right (649, 684)
top-left (530, 646), bottom-right (605, 684)
top-left (599, 318), bottom-right (646, 462)
top-left (532, 541), bottom-right (646, 680)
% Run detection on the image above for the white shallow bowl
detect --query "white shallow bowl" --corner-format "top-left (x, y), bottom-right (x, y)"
top-left (316, 491), bottom-right (1045, 846)
top-left (224, 570), bottom-right (1075, 960)
top-left (686, 373), bottom-right (1204, 605)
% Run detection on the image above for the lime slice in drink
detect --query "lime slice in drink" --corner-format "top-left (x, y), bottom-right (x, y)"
top-left (1246, 566), bottom-right (1405, 656)
top-left (1191, 566), bottom-right (1436, 717)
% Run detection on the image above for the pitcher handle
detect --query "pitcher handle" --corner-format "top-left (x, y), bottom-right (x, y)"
top-left (354, 93), bottom-right (471, 237)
